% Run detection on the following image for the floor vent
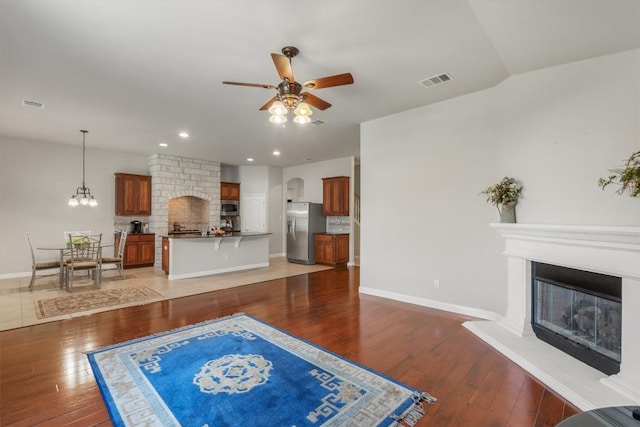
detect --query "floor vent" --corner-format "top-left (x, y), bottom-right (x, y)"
top-left (309, 120), bottom-right (325, 126)
top-left (22, 99), bottom-right (44, 109)
top-left (419, 73), bottom-right (453, 88)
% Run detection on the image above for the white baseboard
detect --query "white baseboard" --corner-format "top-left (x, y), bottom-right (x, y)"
top-left (0, 271), bottom-right (30, 280)
top-left (358, 286), bottom-right (499, 320)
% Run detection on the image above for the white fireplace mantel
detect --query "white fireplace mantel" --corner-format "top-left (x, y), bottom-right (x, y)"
top-left (464, 223), bottom-right (640, 410)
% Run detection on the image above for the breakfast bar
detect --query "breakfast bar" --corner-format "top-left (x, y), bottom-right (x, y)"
top-left (162, 232), bottom-right (271, 280)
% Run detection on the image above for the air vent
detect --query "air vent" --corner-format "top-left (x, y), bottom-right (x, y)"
top-left (22, 99), bottom-right (44, 109)
top-left (419, 73), bottom-right (453, 88)
top-left (309, 120), bottom-right (325, 126)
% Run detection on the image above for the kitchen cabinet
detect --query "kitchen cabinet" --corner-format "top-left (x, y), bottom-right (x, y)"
top-left (322, 176), bottom-right (349, 216)
top-left (162, 237), bottom-right (169, 274)
top-left (221, 182), bottom-right (240, 200)
top-left (115, 173), bottom-right (152, 216)
top-left (314, 233), bottom-right (349, 266)
top-left (116, 233), bottom-right (155, 268)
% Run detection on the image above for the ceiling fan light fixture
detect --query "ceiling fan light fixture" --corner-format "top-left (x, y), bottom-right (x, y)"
top-left (268, 101), bottom-right (287, 115)
top-left (293, 115), bottom-right (311, 124)
top-left (294, 102), bottom-right (312, 116)
top-left (223, 46), bottom-right (354, 127)
top-left (269, 114), bottom-right (287, 124)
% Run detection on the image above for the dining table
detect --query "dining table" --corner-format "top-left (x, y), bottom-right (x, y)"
top-left (36, 243), bottom-right (113, 288)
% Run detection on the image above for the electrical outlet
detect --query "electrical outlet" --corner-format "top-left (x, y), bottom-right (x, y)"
top-left (434, 279), bottom-right (440, 289)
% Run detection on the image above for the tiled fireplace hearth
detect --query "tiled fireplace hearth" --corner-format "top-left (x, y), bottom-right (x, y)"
top-left (464, 224), bottom-right (640, 410)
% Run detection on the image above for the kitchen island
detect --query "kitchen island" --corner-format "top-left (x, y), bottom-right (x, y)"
top-left (162, 232), bottom-right (271, 280)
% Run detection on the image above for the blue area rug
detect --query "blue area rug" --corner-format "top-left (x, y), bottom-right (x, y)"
top-left (87, 313), bottom-right (436, 426)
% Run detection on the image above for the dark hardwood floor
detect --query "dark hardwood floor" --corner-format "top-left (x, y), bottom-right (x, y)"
top-left (0, 267), bottom-right (579, 426)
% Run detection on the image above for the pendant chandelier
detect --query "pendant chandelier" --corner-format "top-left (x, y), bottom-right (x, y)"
top-left (68, 130), bottom-right (98, 207)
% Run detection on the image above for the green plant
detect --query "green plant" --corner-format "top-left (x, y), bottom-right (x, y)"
top-left (481, 177), bottom-right (523, 210)
top-left (598, 151), bottom-right (640, 197)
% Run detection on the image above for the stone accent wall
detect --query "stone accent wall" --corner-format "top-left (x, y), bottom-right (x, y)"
top-left (148, 153), bottom-right (221, 266)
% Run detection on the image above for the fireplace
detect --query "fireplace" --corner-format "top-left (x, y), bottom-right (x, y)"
top-left (464, 224), bottom-right (640, 409)
top-left (531, 262), bottom-right (621, 375)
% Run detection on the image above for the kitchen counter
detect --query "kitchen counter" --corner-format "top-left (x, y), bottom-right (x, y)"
top-left (162, 232), bottom-right (271, 280)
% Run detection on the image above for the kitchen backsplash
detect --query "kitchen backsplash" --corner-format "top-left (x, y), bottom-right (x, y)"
top-left (114, 216), bottom-right (150, 232)
top-left (326, 216), bottom-right (350, 234)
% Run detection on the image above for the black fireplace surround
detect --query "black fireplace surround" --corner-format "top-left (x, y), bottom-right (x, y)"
top-left (531, 262), bottom-right (622, 375)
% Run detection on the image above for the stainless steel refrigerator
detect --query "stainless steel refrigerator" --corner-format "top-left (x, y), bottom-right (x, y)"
top-left (286, 202), bottom-right (325, 264)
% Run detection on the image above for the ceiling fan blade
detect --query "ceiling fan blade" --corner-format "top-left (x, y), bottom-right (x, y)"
top-left (271, 53), bottom-right (295, 82)
top-left (259, 96), bottom-right (277, 111)
top-left (303, 73), bottom-right (354, 90)
top-left (223, 81), bottom-right (276, 89)
top-left (303, 93), bottom-right (332, 110)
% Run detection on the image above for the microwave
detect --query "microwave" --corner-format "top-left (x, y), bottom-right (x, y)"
top-left (221, 200), bottom-right (239, 216)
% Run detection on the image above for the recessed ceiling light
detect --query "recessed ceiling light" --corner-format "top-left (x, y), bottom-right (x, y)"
top-left (159, 143), bottom-right (168, 147)
top-left (273, 150), bottom-right (280, 156)
top-left (247, 158), bottom-right (254, 162)
top-left (179, 131), bottom-right (189, 138)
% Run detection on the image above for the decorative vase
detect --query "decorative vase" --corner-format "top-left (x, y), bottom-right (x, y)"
top-left (499, 202), bottom-right (517, 223)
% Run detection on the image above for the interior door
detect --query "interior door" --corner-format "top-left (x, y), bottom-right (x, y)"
top-left (243, 194), bottom-right (266, 232)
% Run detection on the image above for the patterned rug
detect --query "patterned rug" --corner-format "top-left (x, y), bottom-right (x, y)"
top-left (35, 286), bottom-right (162, 319)
top-left (87, 313), bottom-right (437, 426)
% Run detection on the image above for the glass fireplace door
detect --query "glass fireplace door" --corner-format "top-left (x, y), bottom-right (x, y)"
top-left (534, 280), bottom-right (621, 362)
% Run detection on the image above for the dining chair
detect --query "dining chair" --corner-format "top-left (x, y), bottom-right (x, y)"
top-left (101, 230), bottom-right (127, 278)
top-left (63, 230), bottom-right (91, 247)
top-left (26, 232), bottom-right (62, 291)
top-left (64, 233), bottom-right (102, 290)
top-left (64, 230), bottom-right (94, 267)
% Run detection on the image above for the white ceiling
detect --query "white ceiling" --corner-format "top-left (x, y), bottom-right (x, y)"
top-left (1, 0), bottom-right (638, 167)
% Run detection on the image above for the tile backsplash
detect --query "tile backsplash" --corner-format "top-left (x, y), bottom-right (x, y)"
top-left (114, 216), bottom-right (149, 233)
top-left (326, 216), bottom-right (350, 234)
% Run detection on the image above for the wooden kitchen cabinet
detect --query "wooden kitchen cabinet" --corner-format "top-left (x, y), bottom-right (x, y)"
top-left (115, 173), bottom-right (152, 216)
top-left (322, 176), bottom-right (350, 216)
top-left (116, 233), bottom-right (155, 268)
top-left (315, 233), bottom-right (349, 266)
top-left (162, 237), bottom-right (169, 274)
top-left (221, 182), bottom-right (240, 200)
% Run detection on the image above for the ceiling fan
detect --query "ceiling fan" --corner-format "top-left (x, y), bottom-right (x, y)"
top-left (222, 46), bottom-right (354, 123)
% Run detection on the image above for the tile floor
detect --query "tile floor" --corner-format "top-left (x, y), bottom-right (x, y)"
top-left (0, 257), bottom-right (335, 331)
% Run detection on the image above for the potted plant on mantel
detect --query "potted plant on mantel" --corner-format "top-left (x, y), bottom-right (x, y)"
top-left (598, 151), bottom-right (640, 198)
top-left (481, 177), bottom-right (523, 223)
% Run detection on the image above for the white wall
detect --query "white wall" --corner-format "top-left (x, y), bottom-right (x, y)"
top-left (360, 49), bottom-right (640, 317)
top-left (238, 165), bottom-right (268, 195)
top-left (268, 167), bottom-right (284, 255)
top-left (0, 136), bottom-right (149, 276)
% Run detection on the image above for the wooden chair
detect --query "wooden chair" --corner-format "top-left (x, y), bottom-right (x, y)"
top-left (64, 233), bottom-right (102, 290)
top-left (26, 232), bottom-right (62, 291)
top-left (101, 231), bottom-right (127, 278)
